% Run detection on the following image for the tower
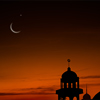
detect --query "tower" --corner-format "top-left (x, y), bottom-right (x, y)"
top-left (56, 59), bottom-right (83, 100)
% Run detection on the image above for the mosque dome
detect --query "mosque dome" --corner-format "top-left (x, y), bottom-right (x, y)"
top-left (62, 67), bottom-right (77, 79)
top-left (83, 93), bottom-right (91, 100)
top-left (92, 92), bottom-right (100, 100)
top-left (82, 85), bottom-right (91, 100)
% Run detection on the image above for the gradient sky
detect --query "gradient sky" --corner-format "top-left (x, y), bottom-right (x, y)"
top-left (0, 1), bottom-right (100, 100)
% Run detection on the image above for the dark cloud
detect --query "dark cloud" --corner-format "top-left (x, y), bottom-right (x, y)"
top-left (80, 75), bottom-right (100, 79)
top-left (19, 85), bottom-right (57, 93)
top-left (0, 86), bottom-right (57, 96)
top-left (0, 91), bottom-right (55, 96)
top-left (0, 93), bottom-right (25, 96)
top-left (0, 92), bottom-right (55, 96)
top-left (80, 83), bottom-right (100, 88)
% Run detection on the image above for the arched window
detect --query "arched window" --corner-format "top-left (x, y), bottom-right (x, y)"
top-left (62, 82), bottom-right (64, 88)
top-left (66, 83), bottom-right (68, 88)
top-left (73, 97), bottom-right (77, 100)
top-left (76, 82), bottom-right (77, 88)
top-left (71, 83), bottom-right (73, 88)
top-left (66, 97), bottom-right (69, 100)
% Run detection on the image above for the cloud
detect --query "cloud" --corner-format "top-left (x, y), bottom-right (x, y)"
top-left (19, 85), bottom-right (57, 94)
top-left (0, 83), bottom-right (100, 96)
top-left (80, 75), bottom-right (100, 79)
top-left (19, 85), bottom-right (57, 91)
top-left (0, 86), bottom-right (57, 96)
top-left (80, 83), bottom-right (100, 88)
top-left (0, 92), bottom-right (55, 96)
top-left (0, 93), bottom-right (25, 96)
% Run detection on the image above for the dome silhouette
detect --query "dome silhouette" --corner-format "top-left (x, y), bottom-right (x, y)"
top-left (82, 85), bottom-right (91, 100)
top-left (92, 92), bottom-right (100, 100)
top-left (83, 93), bottom-right (91, 100)
top-left (62, 67), bottom-right (77, 81)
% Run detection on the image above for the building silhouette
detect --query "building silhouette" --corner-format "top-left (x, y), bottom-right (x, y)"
top-left (92, 92), bottom-right (100, 100)
top-left (56, 59), bottom-right (83, 100)
top-left (82, 85), bottom-right (91, 100)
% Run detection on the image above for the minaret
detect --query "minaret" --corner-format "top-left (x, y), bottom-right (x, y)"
top-left (82, 84), bottom-right (91, 100)
top-left (56, 59), bottom-right (83, 100)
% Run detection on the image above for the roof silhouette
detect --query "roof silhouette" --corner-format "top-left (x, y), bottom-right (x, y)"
top-left (83, 93), bottom-right (91, 100)
top-left (62, 67), bottom-right (77, 82)
top-left (92, 92), bottom-right (100, 100)
top-left (62, 67), bottom-right (77, 77)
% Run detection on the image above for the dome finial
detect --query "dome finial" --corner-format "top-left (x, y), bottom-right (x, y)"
top-left (67, 59), bottom-right (70, 67)
top-left (68, 67), bottom-right (71, 71)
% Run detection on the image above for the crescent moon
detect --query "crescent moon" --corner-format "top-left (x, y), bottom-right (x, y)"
top-left (10, 23), bottom-right (21, 33)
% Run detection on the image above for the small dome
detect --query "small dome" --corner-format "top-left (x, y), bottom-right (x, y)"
top-left (83, 93), bottom-right (91, 99)
top-left (92, 92), bottom-right (100, 100)
top-left (62, 67), bottom-right (77, 79)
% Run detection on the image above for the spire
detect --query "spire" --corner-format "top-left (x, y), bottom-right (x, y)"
top-left (86, 84), bottom-right (87, 94)
top-left (67, 59), bottom-right (70, 67)
top-left (67, 59), bottom-right (71, 71)
top-left (68, 67), bottom-right (71, 71)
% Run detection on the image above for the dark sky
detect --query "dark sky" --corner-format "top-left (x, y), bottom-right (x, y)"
top-left (0, 1), bottom-right (100, 47)
top-left (0, 1), bottom-right (100, 100)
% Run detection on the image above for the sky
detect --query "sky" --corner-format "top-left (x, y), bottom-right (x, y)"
top-left (0, 1), bottom-right (100, 100)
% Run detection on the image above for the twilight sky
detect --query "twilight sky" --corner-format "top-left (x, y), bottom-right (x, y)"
top-left (0, 1), bottom-right (100, 100)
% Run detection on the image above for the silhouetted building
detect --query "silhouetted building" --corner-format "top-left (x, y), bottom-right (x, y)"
top-left (56, 59), bottom-right (83, 100)
top-left (82, 85), bottom-right (91, 100)
top-left (92, 92), bottom-right (100, 100)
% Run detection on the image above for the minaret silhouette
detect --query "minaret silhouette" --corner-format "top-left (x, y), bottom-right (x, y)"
top-left (56, 59), bottom-right (83, 100)
top-left (82, 84), bottom-right (91, 100)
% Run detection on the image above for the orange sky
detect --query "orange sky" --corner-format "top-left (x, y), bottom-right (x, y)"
top-left (0, 1), bottom-right (100, 100)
